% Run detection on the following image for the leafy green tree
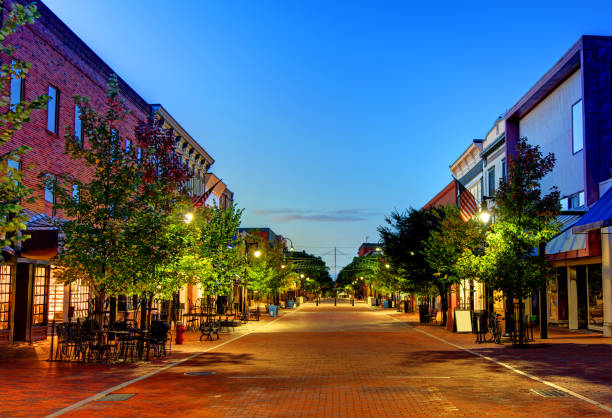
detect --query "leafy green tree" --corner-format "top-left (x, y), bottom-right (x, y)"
top-left (378, 208), bottom-right (442, 295)
top-left (288, 250), bottom-right (331, 295)
top-left (120, 115), bottom-right (192, 324)
top-left (183, 204), bottom-right (245, 298)
top-left (464, 137), bottom-right (560, 343)
top-left (0, 1), bottom-right (47, 250)
top-left (46, 75), bottom-right (142, 326)
top-left (247, 238), bottom-right (293, 304)
top-left (423, 205), bottom-right (485, 325)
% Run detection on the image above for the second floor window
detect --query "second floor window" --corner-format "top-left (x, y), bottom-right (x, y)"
top-left (44, 175), bottom-right (55, 203)
top-left (74, 104), bottom-right (83, 147)
top-left (487, 167), bottom-right (496, 196)
top-left (572, 99), bottom-right (583, 153)
top-left (125, 139), bottom-right (131, 152)
top-left (47, 86), bottom-right (59, 133)
top-left (501, 159), bottom-right (507, 183)
top-left (10, 61), bottom-right (23, 109)
top-left (7, 159), bottom-right (20, 185)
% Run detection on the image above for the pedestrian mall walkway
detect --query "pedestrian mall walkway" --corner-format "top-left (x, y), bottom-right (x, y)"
top-left (1, 300), bottom-right (611, 417)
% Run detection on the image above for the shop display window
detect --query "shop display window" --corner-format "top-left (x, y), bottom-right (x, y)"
top-left (0, 265), bottom-right (12, 330)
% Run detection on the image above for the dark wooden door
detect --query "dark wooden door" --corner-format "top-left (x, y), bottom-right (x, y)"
top-left (13, 264), bottom-right (31, 341)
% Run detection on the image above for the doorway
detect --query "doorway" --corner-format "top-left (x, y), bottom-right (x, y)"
top-left (13, 263), bottom-right (31, 341)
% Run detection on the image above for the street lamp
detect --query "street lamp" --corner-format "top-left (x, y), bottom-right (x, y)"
top-left (253, 250), bottom-right (262, 258)
top-left (385, 264), bottom-right (390, 269)
top-left (479, 210), bottom-right (491, 224)
top-left (184, 212), bottom-right (193, 224)
top-left (285, 237), bottom-right (295, 252)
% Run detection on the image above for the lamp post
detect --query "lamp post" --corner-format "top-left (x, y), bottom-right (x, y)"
top-left (285, 237), bottom-right (295, 252)
top-left (479, 195), bottom-right (514, 337)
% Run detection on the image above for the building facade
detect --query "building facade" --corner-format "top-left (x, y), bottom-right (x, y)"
top-left (505, 36), bottom-right (612, 335)
top-left (0, 1), bottom-right (233, 342)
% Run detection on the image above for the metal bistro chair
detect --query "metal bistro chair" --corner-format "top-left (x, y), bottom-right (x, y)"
top-left (148, 321), bottom-right (171, 359)
top-left (55, 322), bottom-right (82, 361)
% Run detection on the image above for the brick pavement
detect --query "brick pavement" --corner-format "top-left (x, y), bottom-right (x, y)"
top-left (0, 309), bottom-right (287, 417)
top-left (1, 301), bottom-right (611, 417)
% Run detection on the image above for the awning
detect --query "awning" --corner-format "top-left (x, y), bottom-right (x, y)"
top-left (541, 209), bottom-right (587, 255)
top-left (572, 188), bottom-right (612, 233)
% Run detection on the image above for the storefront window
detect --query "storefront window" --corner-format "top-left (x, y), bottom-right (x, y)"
top-left (70, 279), bottom-right (90, 319)
top-left (0, 265), bottom-right (12, 330)
top-left (549, 267), bottom-right (568, 322)
top-left (48, 270), bottom-right (64, 321)
top-left (587, 264), bottom-right (603, 326)
top-left (32, 267), bottom-right (49, 326)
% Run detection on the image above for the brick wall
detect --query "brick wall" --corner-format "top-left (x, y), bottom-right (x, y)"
top-left (0, 0), bottom-right (151, 218)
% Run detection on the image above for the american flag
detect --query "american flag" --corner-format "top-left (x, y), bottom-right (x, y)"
top-left (457, 180), bottom-right (478, 222)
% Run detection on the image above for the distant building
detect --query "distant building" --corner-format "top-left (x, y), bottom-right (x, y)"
top-left (357, 243), bottom-right (383, 257)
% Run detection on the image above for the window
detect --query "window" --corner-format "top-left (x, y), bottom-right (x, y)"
top-left (7, 159), bottom-right (19, 186)
top-left (568, 191), bottom-right (585, 209)
top-left (32, 267), bottom-right (49, 326)
top-left (44, 174), bottom-right (54, 203)
top-left (125, 139), bottom-right (131, 151)
top-left (74, 104), bottom-right (83, 147)
top-left (501, 159), bottom-right (507, 184)
top-left (72, 184), bottom-right (79, 203)
top-left (136, 147), bottom-right (142, 163)
top-left (562, 191), bottom-right (585, 210)
top-left (572, 100), bottom-right (584, 153)
top-left (70, 279), bottom-right (90, 319)
top-left (487, 167), bottom-right (496, 196)
top-left (47, 86), bottom-right (59, 133)
top-left (9, 61), bottom-right (23, 109)
top-left (0, 265), bottom-right (11, 331)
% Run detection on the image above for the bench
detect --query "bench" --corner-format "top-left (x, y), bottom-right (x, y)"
top-left (248, 308), bottom-right (260, 321)
top-left (199, 321), bottom-right (220, 341)
top-left (427, 309), bottom-right (438, 324)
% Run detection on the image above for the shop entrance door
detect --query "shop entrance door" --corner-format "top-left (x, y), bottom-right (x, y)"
top-left (13, 264), bottom-right (31, 341)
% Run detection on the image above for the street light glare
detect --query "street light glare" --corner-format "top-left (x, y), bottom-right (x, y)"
top-left (290, 246), bottom-right (294, 252)
top-left (254, 250), bottom-right (262, 258)
top-left (480, 211), bottom-right (491, 224)
top-left (184, 213), bottom-right (193, 223)
top-left (385, 264), bottom-right (390, 268)
top-left (281, 264), bottom-right (286, 269)
top-left (300, 274), bottom-right (305, 278)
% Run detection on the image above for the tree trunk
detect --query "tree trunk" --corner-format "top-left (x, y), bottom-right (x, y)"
top-left (518, 299), bottom-right (525, 345)
top-left (94, 291), bottom-right (105, 330)
top-left (438, 285), bottom-right (448, 326)
top-left (140, 295), bottom-right (147, 328)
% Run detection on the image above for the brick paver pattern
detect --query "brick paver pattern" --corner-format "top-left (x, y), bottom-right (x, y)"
top-left (1, 300), bottom-right (611, 417)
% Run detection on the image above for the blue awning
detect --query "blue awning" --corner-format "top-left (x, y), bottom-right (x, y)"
top-left (572, 188), bottom-right (612, 233)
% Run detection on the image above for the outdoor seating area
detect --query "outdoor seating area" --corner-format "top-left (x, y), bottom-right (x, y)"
top-left (52, 318), bottom-right (171, 363)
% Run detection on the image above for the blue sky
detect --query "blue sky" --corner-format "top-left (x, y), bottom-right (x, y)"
top-left (44, 0), bottom-right (612, 275)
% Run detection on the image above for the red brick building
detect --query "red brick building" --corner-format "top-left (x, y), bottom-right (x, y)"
top-left (0, 0), bottom-right (151, 342)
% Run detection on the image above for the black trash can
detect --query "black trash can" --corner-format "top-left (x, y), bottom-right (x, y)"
top-left (403, 301), bottom-right (409, 313)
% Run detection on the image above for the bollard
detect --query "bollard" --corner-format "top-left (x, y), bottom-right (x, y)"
top-left (334, 297), bottom-right (337, 306)
top-left (351, 298), bottom-right (354, 306)
top-left (316, 298), bottom-right (318, 306)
